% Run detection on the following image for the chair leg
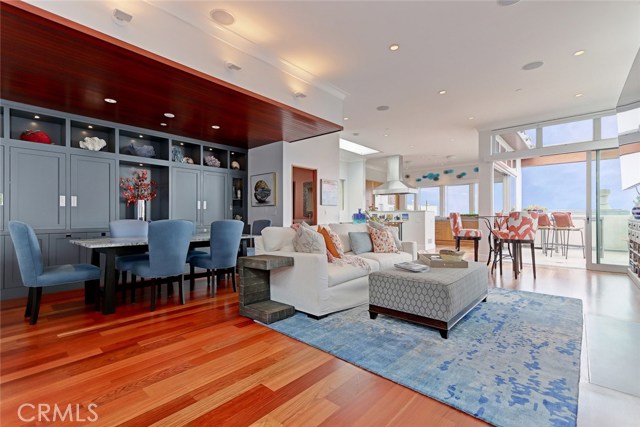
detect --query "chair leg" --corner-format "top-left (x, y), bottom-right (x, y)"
top-left (232, 267), bottom-right (237, 292)
top-left (25, 288), bottom-right (34, 318)
top-left (190, 265), bottom-right (195, 291)
top-left (207, 269), bottom-right (211, 286)
top-left (150, 278), bottom-right (157, 312)
top-left (473, 239), bottom-right (479, 262)
top-left (530, 241), bottom-right (536, 279)
top-left (455, 237), bottom-right (460, 252)
top-left (499, 241), bottom-right (503, 276)
top-left (131, 275), bottom-right (137, 303)
top-left (179, 275), bottom-right (185, 305)
top-left (512, 242), bottom-right (519, 279)
top-left (29, 287), bottom-right (43, 325)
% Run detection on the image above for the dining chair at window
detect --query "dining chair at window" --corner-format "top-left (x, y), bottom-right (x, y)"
top-left (109, 220), bottom-right (149, 303)
top-left (189, 220), bottom-right (244, 293)
top-left (449, 212), bottom-right (482, 261)
top-left (126, 220), bottom-right (194, 311)
top-left (8, 221), bottom-right (102, 324)
top-left (499, 211), bottom-right (539, 279)
top-left (488, 212), bottom-right (509, 274)
top-left (551, 212), bottom-right (585, 259)
top-left (246, 219), bottom-right (272, 257)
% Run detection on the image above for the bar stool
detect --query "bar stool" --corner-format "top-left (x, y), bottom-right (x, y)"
top-left (551, 212), bottom-right (585, 259)
top-left (536, 213), bottom-right (553, 256)
top-left (499, 211), bottom-right (539, 279)
top-left (488, 212), bottom-right (509, 274)
top-left (449, 212), bottom-right (482, 261)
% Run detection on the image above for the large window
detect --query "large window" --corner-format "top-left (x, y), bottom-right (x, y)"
top-left (522, 162), bottom-right (586, 211)
top-left (601, 115), bottom-right (618, 139)
top-left (418, 187), bottom-right (439, 213)
top-left (494, 181), bottom-right (504, 213)
top-left (445, 185), bottom-right (471, 216)
top-left (542, 119), bottom-right (593, 146)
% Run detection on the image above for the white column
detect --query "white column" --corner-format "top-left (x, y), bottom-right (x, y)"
top-left (478, 130), bottom-right (494, 260)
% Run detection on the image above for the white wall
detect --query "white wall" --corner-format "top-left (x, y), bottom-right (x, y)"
top-left (248, 142), bottom-right (284, 226)
top-left (339, 159), bottom-right (366, 222)
top-left (25, 0), bottom-right (343, 124)
top-left (283, 134), bottom-right (341, 225)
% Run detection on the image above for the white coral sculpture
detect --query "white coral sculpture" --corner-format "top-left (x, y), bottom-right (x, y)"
top-left (79, 136), bottom-right (107, 151)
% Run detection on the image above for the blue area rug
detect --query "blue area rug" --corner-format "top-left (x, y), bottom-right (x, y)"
top-left (267, 288), bottom-right (583, 427)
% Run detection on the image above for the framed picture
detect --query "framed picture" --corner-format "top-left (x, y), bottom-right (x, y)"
top-left (320, 179), bottom-right (338, 206)
top-left (250, 172), bottom-right (276, 206)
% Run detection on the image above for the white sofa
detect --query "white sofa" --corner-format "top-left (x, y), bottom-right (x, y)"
top-left (254, 223), bottom-right (417, 317)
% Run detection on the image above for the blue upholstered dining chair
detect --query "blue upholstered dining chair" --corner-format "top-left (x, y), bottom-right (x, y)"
top-left (8, 221), bottom-right (102, 324)
top-left (109, 220), bottom-right (149, 303)
top-left (189, 220), bottom-right (244, 293)
top-left (126, 220), bottom-right (194, 311)
top-left (246, 219), bottom-right (271, 256)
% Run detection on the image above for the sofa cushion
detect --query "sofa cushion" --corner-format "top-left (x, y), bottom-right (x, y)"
top-left (262, 227), bottom-right (296, 252)
top-left (349, 231), bottom-right (373, 254)
top-left (327, 223), bottom-right (368, 252)
top-left (327, 257), bottom-right (379, 287)
top-left (293, 226), bottom-right (326, 254)
top-left (358, 251), bottom-right (412, 270)
top-left (368, 226), bottom-right (399, 253)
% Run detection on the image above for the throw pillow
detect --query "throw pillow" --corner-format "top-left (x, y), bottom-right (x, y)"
top-left (325, 226), bottom-right (345, 256)
top-left (368, 226), bottom-right (399, 253)
top-left (349, 231), bottom-right (373, 254)
top-left (368, 221), bottom-right (402, 250)
top-left (293, 226), bottom-right (326, 254)
top-left (319, 227), bottom-right (342, 259)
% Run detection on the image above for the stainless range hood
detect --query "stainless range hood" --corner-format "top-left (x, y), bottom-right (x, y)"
top-left (373, 155), bottom-right (418, 195)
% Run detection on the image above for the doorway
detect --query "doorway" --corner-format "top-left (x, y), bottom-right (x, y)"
top-left (292, 166), bottom-right (317, 225)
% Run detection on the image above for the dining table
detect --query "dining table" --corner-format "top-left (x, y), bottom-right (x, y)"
top-left (70, 233), bottom-right (255, 314)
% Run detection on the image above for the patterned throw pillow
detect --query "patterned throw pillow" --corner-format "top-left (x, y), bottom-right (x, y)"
top-left (293, 226), bottom-right (326, 254)
top-left (368, 226), bottom-right (399, 253)
top-left (368, 221), bottom-right (402, 250)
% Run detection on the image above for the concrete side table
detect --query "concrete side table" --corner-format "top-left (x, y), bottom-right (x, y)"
top-left (238, 255), bottom-right (295, 324)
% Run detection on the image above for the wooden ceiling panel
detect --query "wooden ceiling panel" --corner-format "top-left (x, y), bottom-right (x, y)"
top-left (0, 1), bottom-right (342, 149)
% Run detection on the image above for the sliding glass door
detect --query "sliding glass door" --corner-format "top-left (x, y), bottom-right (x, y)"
top-left (586, 149), bottom-right (633, 271)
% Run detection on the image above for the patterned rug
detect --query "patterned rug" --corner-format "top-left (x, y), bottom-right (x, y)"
top-left (267, 288), bottom-right (583, 427)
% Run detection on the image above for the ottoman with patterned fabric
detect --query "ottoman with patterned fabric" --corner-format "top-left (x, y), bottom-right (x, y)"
top-left (368, 262), bottom-right (488, 338)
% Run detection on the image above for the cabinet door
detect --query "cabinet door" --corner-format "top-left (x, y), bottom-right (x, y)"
top-left (70, 155), bottom-right (115, 229)
top-left (202, 170), bottom-right (227, 224)
top-left (9, 148), bottom-right (66, 229)
top-left (3, 233), bottom-right (49, 289)
top-left (1, 146), bottom-right (4, 231)
top-left (171, 167), bottom-right (200, 223)
top-left (49, 233), bottom-right (86, 266)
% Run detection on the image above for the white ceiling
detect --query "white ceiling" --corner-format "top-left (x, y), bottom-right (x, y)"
top-left (95, 1), bottom-right (640, 169)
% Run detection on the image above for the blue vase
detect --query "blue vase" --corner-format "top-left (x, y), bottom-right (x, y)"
top-left (352, 208), bottom-right (366, 224)
top-left (632, 206), bottom-right (640, 220)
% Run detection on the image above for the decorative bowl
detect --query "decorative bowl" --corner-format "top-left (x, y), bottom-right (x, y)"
top-left (439, 249), bottom-right (465, 262)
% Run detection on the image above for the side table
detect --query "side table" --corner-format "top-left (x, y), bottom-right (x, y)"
top-left (238, 255), bottom-right (295, 324)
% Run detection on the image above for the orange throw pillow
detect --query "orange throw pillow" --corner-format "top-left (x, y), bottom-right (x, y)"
top-left (319, 227), bottom-right (342, 259)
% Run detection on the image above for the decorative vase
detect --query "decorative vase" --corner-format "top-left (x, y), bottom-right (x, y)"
top-left (632, 206), bottom-right (640, 220)
top-left (352, 208), bottom-right (366, 224)
top-left (136, 200), bottom-right (146, 221)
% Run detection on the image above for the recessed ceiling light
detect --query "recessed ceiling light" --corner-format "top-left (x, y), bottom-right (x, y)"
top-left (293, 91), bottom-right (307, 98)
top-left (515, 88), bottom-right (523, 92)
top-left (438, 90), bottom-right (447, 95)
top-left (139, 163), bottom-right (143, 167)
top-left (209, 148), bottom-right (213, 151)
top-left (180, 143), bottom-right (184, 146)
top-left (231, 152), bottom-right (235, 155)
top-left (446, 155), bottom-right (456, 160)
top-left (139, 135), bottom-right (144, 138)
top-left (468, 116), bottom-right (475, 120)
top-left (522, 61), bottom-right (544, 71)
top-left (376, 105), bottom-right (390, 111)
top-left (573, 50), bottom-right (585, 56)
top-left (211, 125), bottom-right (220, 129)
top-left (389, 44), bottom-right (399, 51)
top-left (344, 117), bottom-right (349, 121)
top-left (104, 98), bottom-right (117, 104)
top-left (410, 145), bottom-right (415, 148)
top-left (160, 123), bottom-right (167, 126)
top-left (113, 8), bottom-right (133, 26)
top-left (34, 115), bottom-right (40, 119)
top-left (575, 93), bottom-right (583, 97)
top-left (209, 9), bottom-right (235, 26)
top-left (164, 113), bottom-right (175, 118)
top-left (353, 132), bottom-right (360, 136)
top-left (384, 134), bottom-right (389, 137)
top-left (88, 125), bottom-right (93, 129)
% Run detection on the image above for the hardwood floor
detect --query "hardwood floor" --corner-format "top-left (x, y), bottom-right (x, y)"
top-left (1, 262), bottom-right (638, 426)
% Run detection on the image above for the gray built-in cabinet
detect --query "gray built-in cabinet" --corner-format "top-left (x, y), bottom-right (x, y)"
top-left (0, 100), bottom-right (248, 297)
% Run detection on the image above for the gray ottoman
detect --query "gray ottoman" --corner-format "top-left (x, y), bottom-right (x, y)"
top-left (369, 262), bottom-right (488, 338)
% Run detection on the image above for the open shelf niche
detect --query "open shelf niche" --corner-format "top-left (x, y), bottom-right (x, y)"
top-left (118, 161), bottom-right (170, 221)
